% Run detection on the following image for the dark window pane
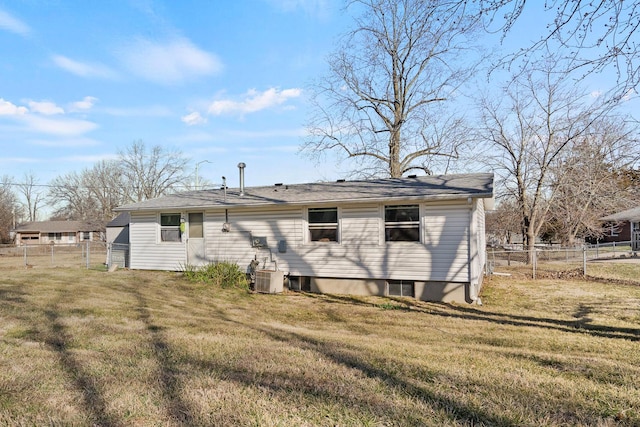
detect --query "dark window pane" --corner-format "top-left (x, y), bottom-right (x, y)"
top-left (385, 226), bottom-right (420, 242)
top-left (309, 208), bottom-right (338, 224)
top-left (161, 214), bottom-right (181, 226)
top-left (388, 280), bottom-right (415, 297)
top-left (385, 205), bottom-right (419, 222)
top-left (310, 228), bottom-right (337, 242)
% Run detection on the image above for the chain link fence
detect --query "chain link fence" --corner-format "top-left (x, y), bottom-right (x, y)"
top-left (487, 241), bottom-right (637, 279)
top-left (0, 242), bottom-right (109, 270)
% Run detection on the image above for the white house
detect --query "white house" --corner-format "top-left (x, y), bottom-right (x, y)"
top-left (115, 172), bottom-right (494, 303)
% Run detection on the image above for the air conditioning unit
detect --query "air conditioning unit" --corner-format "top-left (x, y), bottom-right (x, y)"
top-left (255, 270), bottom-right (284, 294)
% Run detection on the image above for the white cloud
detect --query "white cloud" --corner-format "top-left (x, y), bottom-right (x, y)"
top-left (118, 36), bottom-right (223, 85)
top-left (0, 9), bottom-right (30, 36)
top-left (266, 0), bottom-right (331, 19)
top-left (20, 115), bottom-right (98, 136)
top-left (0, 98), bottom-right (28, 115)
top-left (29, 137), bottom-right (101, 147)
top-left (69, 96), bottom-right (98, 112)
top-left (52, 55), bottom-right (118, 79)
top-left (181, 111), bottom-right (207, 126)
top-left (207, 88), bottom-right (302, 116)
top-left (102, 105), bottom-right (173, 117)
top-left (226, 128), bottom-right (306, 139)
top-left (28, 100), bottom-right (64, 115)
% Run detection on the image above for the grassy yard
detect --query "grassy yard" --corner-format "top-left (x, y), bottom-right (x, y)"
top-left (0, 266), bottom-right (638, 426)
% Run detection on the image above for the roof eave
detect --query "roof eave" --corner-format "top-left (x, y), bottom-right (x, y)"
top-left (114, 191), bottom-right (495, 212)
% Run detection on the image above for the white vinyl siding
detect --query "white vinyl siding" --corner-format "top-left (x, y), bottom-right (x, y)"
top-left (204, 201), bottom-right (470, 283)
top-left (127, 200), bottom-right (478, 285)
top-left (129, 212), bottom-right (186, 270)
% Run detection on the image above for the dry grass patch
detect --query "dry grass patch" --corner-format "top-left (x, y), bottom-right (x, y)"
top-left (0, 266), bottom-right (639, 426)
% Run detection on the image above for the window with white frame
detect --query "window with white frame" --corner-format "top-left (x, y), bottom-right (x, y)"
top-left (308, 207), bottom-right (338, 242)
top-left (160, 213), bottom-right (182, 242)
top-left (384, 205), bottom-right (420, 242)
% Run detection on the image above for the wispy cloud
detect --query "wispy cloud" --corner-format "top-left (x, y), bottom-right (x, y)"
top-left (118, 36), bottom-right (223, 85)
top-left (69, 96), bottom-right (98, 112)
top-left (265, 0), bottom-right (331, 19)
top-left (52, 55), bottom-right (118, 79)
top-left (28, 100), bottom-right (64, 115)
top-left (0, 9), bottom-right (31, 36)
top-left (20, 115), bottom-right (98, 136)
top-left (29, 137), bottom-right (101, 148)
top-left (0, 98), bottom-right (28, 115)
top-left (225, 128), bottom-right (306, 138)
top-left (101, 105), bottom-right (173, 117)
top-left (207, 88), bottom-right (302, 116)
top-left (181, 111), bottom-right (207, 126)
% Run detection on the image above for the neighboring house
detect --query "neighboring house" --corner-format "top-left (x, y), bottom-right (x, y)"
top-left (106, 213), bottom-right (130, 268)
top-left (115, 172), bottom-right (494, 304)
top-left (600, 206), bottom-right (640, 251)
top-left (13, 220), bottom-right (103, 246)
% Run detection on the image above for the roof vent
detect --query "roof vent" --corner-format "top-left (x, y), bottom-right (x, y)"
top-left (408, 174), bottom-right (417, 178)
top-left (274, 183), bottom-right (283, 186)
top-left (336, 179), bottom-right (346, 183)
top-left (238, 162), bottom-right (246, 196)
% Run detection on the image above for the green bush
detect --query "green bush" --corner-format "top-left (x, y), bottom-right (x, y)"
top-left (181, 261), bottom-right (249, 290)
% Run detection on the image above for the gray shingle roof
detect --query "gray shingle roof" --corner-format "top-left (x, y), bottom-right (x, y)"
top-left (13, 220), bottom-right (101, 233)
top-left (106, 212), bottom-right (130, 227)
top-left (601, 206), bottom-right (640, 221)
top-left (116, 173), bottom-right (494, 212)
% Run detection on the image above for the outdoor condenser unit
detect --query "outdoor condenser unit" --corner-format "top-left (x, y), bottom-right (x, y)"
top-left (255, 270), bottom-right (284, 294)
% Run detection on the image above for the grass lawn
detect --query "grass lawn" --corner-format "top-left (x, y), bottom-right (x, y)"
top-left (0, 266), bottom-right (638, 426)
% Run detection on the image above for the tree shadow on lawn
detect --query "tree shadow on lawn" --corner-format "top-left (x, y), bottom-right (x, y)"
top-left (40, 293), bottom-right (121, 427)
top-left (195, 307), bottom-right (520, 427)
top-left (131, 288), bottom-right (196, 426)
top-left (304, 293), bottom-right (640, 342)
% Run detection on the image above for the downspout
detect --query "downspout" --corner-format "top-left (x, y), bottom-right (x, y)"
top-left (468, 197), bottom-right (480, 304)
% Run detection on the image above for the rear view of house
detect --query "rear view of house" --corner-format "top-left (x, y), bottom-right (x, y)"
top-left (115, 171), bottom-right (494, 304)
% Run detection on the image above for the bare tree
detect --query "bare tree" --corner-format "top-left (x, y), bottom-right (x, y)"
top-left (477, 59), bottom-right (616, 258)
top-left (545, 119), bottom-right (640, 245)
top-left (479, 0), bottom-right (640, 95)
top-left (119, 140), bottom-right (190, 202)
top-left (0, 176), bottom-right (22, 243)
top-left (15, 172), bottom-right (45, 222)
top-left (84, 160), bottom-right (127, 220)
top-left (48, 171), bottom-right (99, 221)
top-left (485, 199), bottom-right (522, 246)
top-left (303, 0), bottom-right (483, 178)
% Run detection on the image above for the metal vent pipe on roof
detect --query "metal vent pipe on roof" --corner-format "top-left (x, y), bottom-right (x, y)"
top-left (238, 162), bottom-right (246, 196)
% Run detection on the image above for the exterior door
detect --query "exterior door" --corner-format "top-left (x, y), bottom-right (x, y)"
top-left (632, 222), bottom-right (640, 252)
top-left (187, 213), bottom-right (206, 265)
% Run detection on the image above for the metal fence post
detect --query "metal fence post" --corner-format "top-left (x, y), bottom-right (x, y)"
top-left (583, 246), bottom-right (587, 276)
top-left (51, 244), bottom-right (54, 266)
top-left (86, 241), bottom-right (90, 269)
top-left (532, 249), bottom-right (537, 279)
top-left (23, 245), bottom-right (27, 267)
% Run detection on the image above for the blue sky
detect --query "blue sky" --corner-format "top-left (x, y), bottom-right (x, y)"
top-left (0, 0), bottom-right (355, 189)
top-left (0, 0), bottom-right (636, 193)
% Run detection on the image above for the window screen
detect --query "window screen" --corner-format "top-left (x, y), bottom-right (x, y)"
top-left (189, 213), bottom-right (204, 238)
top-left (388, 280), bottom-right (415, 297)
top-left (384, 205), bottom-right (420, 242)
top-left (161, 213), bottom-right (181, 242)
top-left (308, 207), bottom-right (338, 242)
